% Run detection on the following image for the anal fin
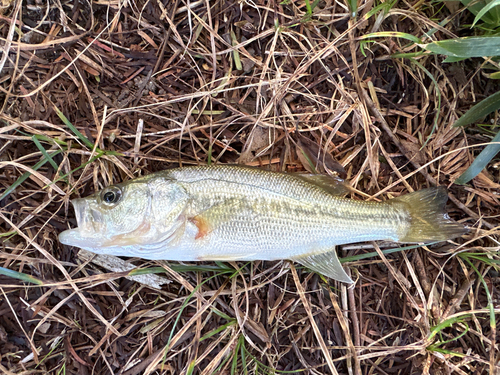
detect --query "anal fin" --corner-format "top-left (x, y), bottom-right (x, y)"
top-left (292, 248), bottom-right (353, 284)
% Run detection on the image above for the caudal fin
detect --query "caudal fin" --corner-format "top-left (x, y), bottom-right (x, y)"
top-left (393, 187), bottom-right (468, 243)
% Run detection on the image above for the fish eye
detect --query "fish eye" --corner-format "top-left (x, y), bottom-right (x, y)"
top-left (101, 186), bottom-right (122, 205)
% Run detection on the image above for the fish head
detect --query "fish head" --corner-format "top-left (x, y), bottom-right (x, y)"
top-left (59, 178), bottom-right (189, 253)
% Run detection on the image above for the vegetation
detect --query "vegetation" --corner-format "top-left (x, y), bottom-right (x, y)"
top-left (0, 0), bottom-right (499, 374)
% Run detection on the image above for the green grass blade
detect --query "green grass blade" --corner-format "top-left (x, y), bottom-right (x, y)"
top-left (435, 321), bottom-right (470, 346)
top-left (453, 90), bottom-right (500, 127)
top-left (200, 320), bottom-right (236, 342)
top-left (363, 0), bottom-right (397, 19)
top-left (165, 271), bottom-right (231, 353)
top-left (488, 71), bottom-right (500, 79)
top-left (442, 56), bottom-right (469, 63)
top-left (455, 130), bottom-right (500, 184)
top-left (452, 88), bottom-right (500, 183)
top-left (211, 309), bottom-right (234, 321)
top-left (230, 30), bottom-right (242, 71)
top-left (461, 0), bottom-right (500, 25)
top-left (207, 143), bottom-right (213, 166)
top-left (427, 346), bottom-right (467, 357)
top-left (211, 352), bottom-right (233, 375)
top-left (472, 0), bottom-right (500, 27)
top-left (57, 363), bottom-right (66, 375)
top-left (0, 230), bottom-right (17, 238)
top-left (410, 58), bottom-right (441, 148)
top-left (50, 150), bottom-right (105, 186)
top-left (240, 334), bottom-right (248, 375)
top-left (0, 266), bottom-right (45, 285)
top-left (54, 106), bottom-right (95, 149)
top-left (347, 0), bottom-right (358, 17)
top-left (127, 267), bottom-right (169, 276)
top-left (462, 253), bottom-right (500, 266)
top-left (231, 335), bottom-right (242, 375)
top-left (359, 31), bottom-right (422, 44)
top-left (169, 263), bottom-right (234, 273)
top-left (29, 133), bottom-right (68, 146)
top-left (298, 148), bottom-right (318, 174)
top-left (186, 360), bottom-right (196, 375)
top-left (460, 254), bottom-right (496, 332)
top-left (422, 36), bottom-right (500, 58)
top-left (340, 243), bottom-right (438, 263)
top-left (0, 150), bottom-right (62, 201)
top-left (165, 285), bottom-right (203, 351)
top-left (428, 314), bottom-right (471, 341)
top-left (242, 345), bottom-right (304, 374)
top-left (189, 109), bottom-right (225, 115)
top-left (36, 335), bottom-right (64, 367)
top-left (31, 136), bottom-right (60, 173)
top-left (128, 264), bottom-right (235, 276)
top-left (305, 0), bottom-right (313, 15)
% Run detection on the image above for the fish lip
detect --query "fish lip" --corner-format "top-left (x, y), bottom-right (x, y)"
top-left (72, 198), bottom-right (88, 228)
top-left (58, 198), bottom-right (104, 247)
top-left (58, 227), bottom-right (83, 247)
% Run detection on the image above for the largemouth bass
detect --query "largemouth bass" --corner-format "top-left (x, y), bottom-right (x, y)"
top-left (59, 165), bottom-right (467, 283)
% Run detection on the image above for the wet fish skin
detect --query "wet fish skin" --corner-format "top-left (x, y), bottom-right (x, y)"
top-left (59, 165), bottom-right (467, 283)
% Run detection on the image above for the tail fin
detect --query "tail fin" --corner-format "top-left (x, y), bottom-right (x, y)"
top-left (393, 187), bottom-right (468, 242)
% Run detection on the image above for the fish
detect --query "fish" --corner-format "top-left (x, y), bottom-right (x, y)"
top-left (58, 165), bottom-right (467, 283)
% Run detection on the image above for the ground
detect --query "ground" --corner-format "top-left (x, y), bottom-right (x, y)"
top-left (0, 0), bottom-right (499, 374)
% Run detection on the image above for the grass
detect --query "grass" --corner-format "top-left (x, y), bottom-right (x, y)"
top-left (0, 0), bottom-right (499, 374)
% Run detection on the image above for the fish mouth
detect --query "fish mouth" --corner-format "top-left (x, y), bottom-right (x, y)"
top-left (59, 198), bottom-right (105, 248)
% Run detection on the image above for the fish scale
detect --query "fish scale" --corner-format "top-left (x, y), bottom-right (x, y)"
top-left (59, 165), bottom-right (467, 283)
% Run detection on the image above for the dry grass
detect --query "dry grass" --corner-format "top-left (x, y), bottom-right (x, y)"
top-left (0, 0), bottom-right (499, 374)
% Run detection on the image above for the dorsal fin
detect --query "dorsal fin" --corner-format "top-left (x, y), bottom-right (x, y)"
top-left (295, 174), bottom-right (351, 196)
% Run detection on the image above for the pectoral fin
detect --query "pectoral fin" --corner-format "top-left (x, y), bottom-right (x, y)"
top-left (292, 249), bottom-right (353, 284)
top-left (189, 198), bottom-right (245, 241)
top-left (189, 215), bottom-right (211, 239)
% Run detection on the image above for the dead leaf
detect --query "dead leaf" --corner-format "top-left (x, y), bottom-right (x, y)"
top-left (238, 126), bottom-right (271, 164)
top-left (400, 140), bottom-right (425, 165)
top-left (296, 135), bottom-right (346, 178)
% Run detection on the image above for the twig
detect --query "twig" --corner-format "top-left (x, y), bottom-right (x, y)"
top-left (361, 88), bottom-right (495, 229)
top-left (290, 264), bottom-right (340, 375)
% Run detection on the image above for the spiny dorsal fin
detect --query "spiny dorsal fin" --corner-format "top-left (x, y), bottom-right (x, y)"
top-left (292, 249), bottom-right (353, 283)
top-left (296, 174), bottom-right (351, 196)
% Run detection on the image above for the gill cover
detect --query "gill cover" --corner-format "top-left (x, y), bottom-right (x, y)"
top-left (59, 177), bottom-right (190, 252)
